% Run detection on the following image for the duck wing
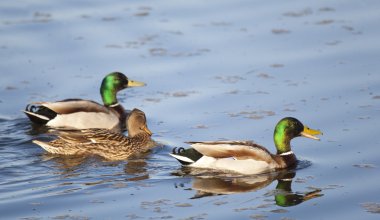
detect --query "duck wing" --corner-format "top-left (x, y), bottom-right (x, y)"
top-left (25, 100), bottom-right (122, 130)
top-left (51, 128), bottom-right (127, 144)
top-left (187, 141), bottom-right (274, 163)
top-left (37, 99), bottom-right (111, 114)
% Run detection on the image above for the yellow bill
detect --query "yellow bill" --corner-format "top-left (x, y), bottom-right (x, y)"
top-left (127, 79), bottom-right (146, 87)
top-left (300, 125), bottom-right (323, 140)
top-left (142, 125), bottom-right (153, 136)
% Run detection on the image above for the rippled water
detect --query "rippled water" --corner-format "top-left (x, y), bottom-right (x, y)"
top-left (1, 0), bottom-right (380, 219)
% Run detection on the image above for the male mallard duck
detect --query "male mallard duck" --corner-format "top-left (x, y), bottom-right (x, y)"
top-left (33, 108), bottom-right (155, 160)
top-left (170, 117), bottom-right (322, 175)
top-left (24, 72), bottom-right (145, 131)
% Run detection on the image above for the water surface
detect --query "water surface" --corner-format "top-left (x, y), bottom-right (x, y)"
top-left (1, 0), bottom-right (380, 219)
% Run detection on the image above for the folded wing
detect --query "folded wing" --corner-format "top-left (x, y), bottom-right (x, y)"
top-left (37, 99), bottom-right (111, 114)
top-left (188, 140), bottom-right (274, 163)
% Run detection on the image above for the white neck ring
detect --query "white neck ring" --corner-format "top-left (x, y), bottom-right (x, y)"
top-left (109, 102), bottom-right (120, 107)
top-left (280, 151), bottom-right (294, 156)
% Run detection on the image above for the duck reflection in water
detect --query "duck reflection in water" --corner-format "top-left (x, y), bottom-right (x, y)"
top-left (175, 169), bottom-right (322, 207)
top-left (40, 154), bottom-right (151, 183)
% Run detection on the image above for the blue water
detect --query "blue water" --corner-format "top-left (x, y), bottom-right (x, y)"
top-left (1, 0), bottom-right (380, 219)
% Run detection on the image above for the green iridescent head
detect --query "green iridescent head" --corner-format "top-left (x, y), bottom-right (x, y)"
top-left (100, 72), bottom-right (145, 106)
top-left (273, 117), bottom-right (322, 154)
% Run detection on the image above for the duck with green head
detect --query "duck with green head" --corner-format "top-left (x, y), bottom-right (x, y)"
top-left (170, 117), bottom-right (322, 175)
top-left (24, 72), bottom-right (145, 132)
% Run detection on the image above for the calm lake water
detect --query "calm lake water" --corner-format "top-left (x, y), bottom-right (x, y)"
top-left (1, 0), bottom-right (380, 219)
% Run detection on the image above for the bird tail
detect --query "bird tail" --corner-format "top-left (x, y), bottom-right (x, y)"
top-left (23, 104), bottom-right (57, 124)
top-left (33, 140), bottom-right (60, 154)
top-left (169, 147), bottom-right (203, 165)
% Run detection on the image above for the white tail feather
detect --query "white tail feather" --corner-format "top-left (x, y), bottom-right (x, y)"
top-left (169, 153), bottom-right (195, 163)
top-left (33, 140), bottom-right (58, 154)
top-left (23, 110), bottom-right (50, 121)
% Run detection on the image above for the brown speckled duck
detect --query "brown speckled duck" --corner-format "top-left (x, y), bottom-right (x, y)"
top-left (33, 109), bottom-right (155, 160)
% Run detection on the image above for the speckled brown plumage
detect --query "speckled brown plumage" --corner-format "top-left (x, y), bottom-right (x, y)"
top-left (33, 108), bottom-right (155, 160)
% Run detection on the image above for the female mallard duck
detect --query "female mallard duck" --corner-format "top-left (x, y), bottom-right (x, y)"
top-left (24, 72), bottom-right (145, 132)
top-left (33, 108), bottom-right (155, 160)
top-left (170, 117), bottom-right (322, 175)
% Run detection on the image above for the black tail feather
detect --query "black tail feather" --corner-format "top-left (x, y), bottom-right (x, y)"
top-left (171, 147), bottom-right (203, 165)
top-left (24, 104), bottom-right (57, 124)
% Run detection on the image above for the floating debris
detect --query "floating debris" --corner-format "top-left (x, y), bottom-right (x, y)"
top-left (270, 208), bottom-right (288, 213)
top-left (144, 98), bottom-right (161, 103)
top-left (319, 7), bottom-right (336, 12)
top-left (325, 40), bottom-right (341, 46)
top-left (249, 214), bottom-right (267, 220)
top-left (283, 108), bottom-right (296, 112)
top-left (105, 44), bottom-right (124, 49)
top-left (192, 125), bottom-right (208, 129)
top-left (270, 64), bottom-right (284, 68)
top-left (175, 203), bottom-right (192, 207)
top-left (149, 48), bottom-right (167, 56)
top-left (283, 8), bottom-right (312, 17)
top-left (211, 21), bottom-right (233, 26)
top-left (227, 90), bottom-right (240, 94)
top-left (361, 202), bottom-right (380, 214)
top-left (316, 19), bottom-right (334, 25)
top-left (214, 201), bottom-right (228, 206)
top-left (101, 17), bottom-right (118, 22)
top-left (353, 164), bottom-right (376, 169)
top-left (5, 86), bottom-right (17, 90)
top-left (215, 75), bottom-right (246, 84)
top-left (135, 12), bottom-right (150, 17)
top-left (255, 90), bottom-right (269, 95)
top-left (51, 215), bottom-right (89, 220)
top-left (172, 91), bottom-right (190, 97)
top-left (229, 110), bottom-right (275, 119)
top-left (257, 73), bottom-right (273, 79)
top-left (135, 6), bottom-right (152, 16)
top-left (342, 25), bottom-right (355, 31)
top-left (272, 29), bottom-right (291, 34)
top-left (34, 12), bottom-right (51, 18)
